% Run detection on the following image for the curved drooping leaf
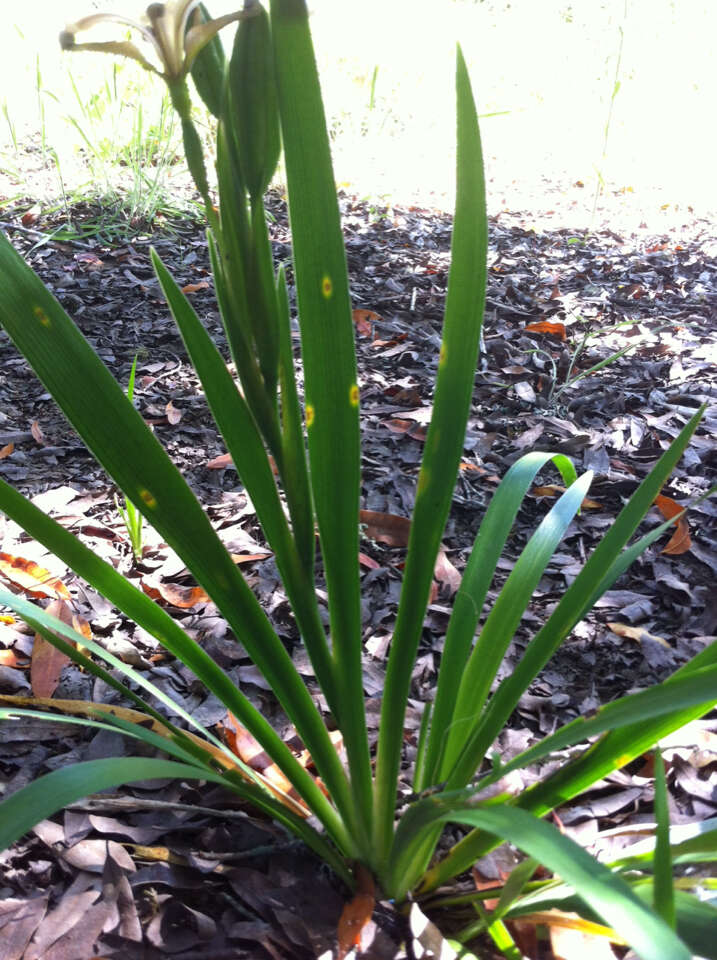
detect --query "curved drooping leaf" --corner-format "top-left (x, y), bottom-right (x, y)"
top-left (391, 802), bottom-right (691, 960)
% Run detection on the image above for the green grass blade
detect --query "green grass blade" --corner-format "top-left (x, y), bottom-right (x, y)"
top-left (248, 196), bottom-right (281, 411)
top-left (422, 452), bottom-right (577, 789)
top-left (443, 472), bottom-right (593, 786)
top-left (150, 249), bottom-right (337, 710)
top-left (373, 43), bottom-right (488, 855)
top-left (0, 238), bottom-right (352, 840)
top-left (392, 803), bottom-right (691, 959)
top-left (653, 750), bottom-right (676, 928)
top-left (0, 758), bottom-right (231, 852)
top-left (270, 0), bottom-right (371, 844)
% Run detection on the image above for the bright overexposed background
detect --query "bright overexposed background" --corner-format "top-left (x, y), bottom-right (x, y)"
top-left (1, 0), bottom-right (714, 225)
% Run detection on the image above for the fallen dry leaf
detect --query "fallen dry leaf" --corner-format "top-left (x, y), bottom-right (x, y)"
top-left (207, 452), bottom-right (233, 469)
top-left (181, 281), bottom-right (210, 294)
top-left (140, 577), bottom-right (209, 609)
top-left (337, 865), bottom-right (375, 960)
top-left (434, 549), bottom-right (462, 595)
top-left (0, 649), bottom-right (24, 666)
top-left (360, 510), bottom-right (411, 547)
top-left (607, 622), bottom-right (671, 649)
top-left (220, 712), bottom-right (312, 815)
top-left (165, 400), bottom-right (182, 425)
top-left (531, 484), bottom-right (602, 509)
top-left (381, 418), bottom-right (428, 442)
top-left (525, 320), bottom-right (567, 340)
top-left (31, 598), bottom-right (92, 698)
top-left (352, 307), bottom-right (382, 338)
top-left (230, 552), bottom-right (272, 566)
top-left (0, 442), bottom-right (14, 459)
top-left (0, 553), bottom-right (71, 600)
top-left (653, 493), bottom-right (691, 555)
top-left (30, 420), bottom-right (45, 445)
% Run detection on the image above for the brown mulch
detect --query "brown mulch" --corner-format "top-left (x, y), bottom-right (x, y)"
top-left (0, 166), bottom-right (715, 959)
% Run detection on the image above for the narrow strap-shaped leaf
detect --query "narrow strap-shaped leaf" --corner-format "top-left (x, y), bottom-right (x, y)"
top-left (422, 451), bottom-right (576, 789)
top-left (390, 802), bottom-right (691, 960)
top-left (466, 664), bottom-right (717, 795)
top-left (452, 407), bottom-right (707, 784)
top-left (0, 586), bottom-right (331, 819)
top-left (151, 250), bottom-right (337, 711)
top-left (373, 45), bottom-right (487, 853)
top-left (0, 706), bottom-right (212, 770)
top-left (0, 479), bottom-right (349, 845)
top-left (270, 0), bottom-right (372, 846)
top-left (248, 196), bottom-right (281, 408)
top-left (421, 641), bottom-right (717, 891)
top-left (443, 472), bottom-right (593, 786)
top-left (653, 749), bottom-right (676, 928)
top-left (276, 263), bottom-right (315, 570)
top-left (0, 758), bottom-right (229, 852)
top-left (214, 122), bottom-right (283, 456)
top-left (0, 236), bottom-right (352, 840)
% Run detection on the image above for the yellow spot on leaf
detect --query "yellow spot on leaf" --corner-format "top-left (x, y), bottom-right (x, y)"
top-left (439, 344), bottom-right (447, 366)
top-left (33, 306), bottom-right (50, 327)
top-left (306, 404), bottom-right (315, 427)
top-left (139, 489), bottom-right (157, 509)
top-left (321, 275), bottom-right (332, 298)
top-left (349, 384), bottom-right (359, 406)
top-left (416, 468), bottom-right (429, 497)
top-left (615, 754), bottom-right (632, 769)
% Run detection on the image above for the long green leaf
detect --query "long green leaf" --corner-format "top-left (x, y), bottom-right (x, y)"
top-left (276, 262), bottom-right (315, 570)
top-left (213, 121), bottom-right (283, 456)
top-left (0, 239), bottom-right (351, 841)
top-left (0, 758), bottom-right (230, 852)
top-left (652, 749), bottom-right (675, 927)
top-left (373, 43), bottom-right (488, 858)
top-left (443, 471), bottom-right (593, 785)
top-left (468, 407), bottom-right (706, 768)
top-left (423, 641), bottom-right (717, 890)
top-left (422, 451), bottom-right (576, 789)
top-left (0, 706), bottom-right (350, 880)
top-left (270, 0), bottom-right (371, 848)
top-left (150, 249), bottom-right (337, 712)
top-left (391, 802), bottom-right (691, 959)
top-left (496, 884), bottom-right (717, 959)
top-left (0, 478), bottom-right (341, 814)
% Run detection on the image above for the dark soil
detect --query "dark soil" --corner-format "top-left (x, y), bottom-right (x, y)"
top-left (0, 175), bottom-right (715, 959)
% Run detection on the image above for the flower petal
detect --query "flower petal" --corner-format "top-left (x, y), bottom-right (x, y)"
top-left (63, 39), bottom-right (161, 76)
top-left (64, 12), bottom-right (156, 47)
top-left (184, 9), bottom-right (252, 71)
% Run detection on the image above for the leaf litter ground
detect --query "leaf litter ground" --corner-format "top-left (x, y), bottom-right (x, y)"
top-left (0, 177), bottom-right (715, 958)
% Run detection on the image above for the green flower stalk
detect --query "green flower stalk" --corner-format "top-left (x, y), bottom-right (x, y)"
top-left (59, 1), bottom-right (259, 210)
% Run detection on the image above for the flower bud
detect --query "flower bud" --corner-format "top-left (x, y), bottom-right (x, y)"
top-left (227, 1), bottom-right (280, 201)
